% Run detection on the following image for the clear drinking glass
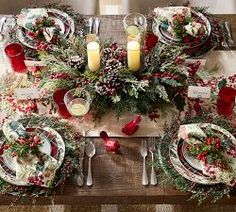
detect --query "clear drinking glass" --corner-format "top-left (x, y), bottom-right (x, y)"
top-left (64, 88), bottom-right (92, 118)
top-left (123, 12), bottom-right (147, 40)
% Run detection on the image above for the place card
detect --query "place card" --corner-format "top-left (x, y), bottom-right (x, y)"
top-left (15, 88), bottom-right (40, 100)
top-left (187, 86), bottom-right (211, 99)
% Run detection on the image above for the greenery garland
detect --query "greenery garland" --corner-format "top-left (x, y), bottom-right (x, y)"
top-left (156, 111), bottom-right (236, 205)
top-left (0, 115), bottom-right (81, 201)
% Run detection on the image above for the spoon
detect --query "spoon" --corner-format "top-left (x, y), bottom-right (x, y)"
top-left (85, 141), bottom-right (96, 186)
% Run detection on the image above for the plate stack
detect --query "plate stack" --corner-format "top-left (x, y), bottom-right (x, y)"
top-left (153, 7), bottom-right (213, 58)
top-left (16, 8), bottom-right (75, 49)
top-left (167, 123), bottom-right (236, 186)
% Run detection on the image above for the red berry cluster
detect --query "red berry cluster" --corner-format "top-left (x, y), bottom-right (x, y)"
top-left (6, 97), bottom-right (37, 113)
top-left (173, 14), bottom-right (186, 24)
top-left (196, 151), bottom-right (208, 163)
top-left (189, 136), bottom-right (223, 165)
top-left (28, 174), bottom-right (44, 186)
top-left (228, 74), bottom-right (236, 84)
top-left (0, 144), bottom-right (10, 155)
top-left (227, 148), bottom-right (236, 158)
top-left (18, 135), bottom-right (41, 148)
top-left (143, 72), bottom-right (179, 81)
top-left (35, 40), bottom-right (52, 52)
top-left (76, 77), bottom-right (91, 88)
top-left (187, 60), bottom-right (201, 77)
top-left (174, 57), bottom-right (185, 64)
top-left (49, 73), bottom-right (69, 80)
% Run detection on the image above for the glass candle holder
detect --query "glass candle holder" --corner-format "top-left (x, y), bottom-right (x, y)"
top-left (64, 88), bottom-right (91, 118)
top-left (123, 12), bottom-right (147, 41)
top-left (217, 87), bottom-right (236, 117)
top-left (4, 43), bottom-right (27, 73)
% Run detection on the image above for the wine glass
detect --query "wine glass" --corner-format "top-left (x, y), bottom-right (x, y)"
top-left (64, 88), bottom-right (92, 119)
top-left (123, 12), bottom-right (147, 40)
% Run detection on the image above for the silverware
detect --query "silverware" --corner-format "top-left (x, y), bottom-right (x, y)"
top-left (85, 141), bottom-right (96, 186)
top-left (225, 21), bottom-right (234, 47)
top-left (221, 22), bottom-right (230, 50)
top-left (149, 138), bottom-right (157, 186)
top-left (77, 137), bottom-right (86, 187)
top-left (140, 140), bottom-right (148, 186)
top-left (88, 17), bottom-right (94, 34)
top-left (0, 17), bottom-right (6, 40)
top-left (94, 17), bottom-right (100, 36)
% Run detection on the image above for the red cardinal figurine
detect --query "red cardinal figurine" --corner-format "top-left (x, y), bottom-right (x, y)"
top-left (122, 115), bottom-right (142, 136)
top-left (100, 131), bottom-right (120, 153)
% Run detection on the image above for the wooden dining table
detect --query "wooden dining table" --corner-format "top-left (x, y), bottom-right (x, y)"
top-left (1, 14), bottom-right (236, 206)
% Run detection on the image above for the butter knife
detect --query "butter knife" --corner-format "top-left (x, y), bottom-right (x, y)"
top-left (77, 137), bottom-right (86, 186)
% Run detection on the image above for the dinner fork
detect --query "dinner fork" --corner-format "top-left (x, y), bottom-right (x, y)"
top-left (149, 138), bottom-right (158, 186)
top-left (225, 21), bottom-right (234, 47)
top-left (94, 17), bottom-right (100, 36)
top-left (140, 140), bottom-right (148, 186)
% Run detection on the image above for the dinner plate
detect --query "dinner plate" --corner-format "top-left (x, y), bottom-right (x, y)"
top-left (0, 126), bottom-right (65, 186)
top-left (16, 8), bottom-right (75, 49)
top-left (169, 138), bottom-right (218, 185)
top-left (153, 10), bottom-right (211, 48)
top-left (170, 123), bottom-right (236, 185)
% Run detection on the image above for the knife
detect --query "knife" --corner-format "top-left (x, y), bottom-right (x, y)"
top-left (77, 134), bottom-right (86, 186)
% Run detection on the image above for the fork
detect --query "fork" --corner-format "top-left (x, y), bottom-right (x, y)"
top-left (225, 21), bottom-right (234, 47)
top-left (94, 17), bottom-right (100, 36)
top-left (149, 138), bottom-right (158, 186)
top-left (140, 140), bottom-right (148, 185)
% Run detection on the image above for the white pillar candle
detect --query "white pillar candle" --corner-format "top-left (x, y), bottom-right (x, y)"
top-left (127, 40), bottom-right (141, 72)
top-left (87, 41), bottom-right (100, 72)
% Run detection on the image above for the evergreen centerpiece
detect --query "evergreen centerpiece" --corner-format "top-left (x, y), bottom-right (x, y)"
top-left (37, 35), bottom-right (204, 117)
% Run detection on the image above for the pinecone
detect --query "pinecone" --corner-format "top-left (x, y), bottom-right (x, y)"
top-left (104, 59), bottom-right (122, 73)
top-left (67, 55), bottom-right (85, 70)
top-left (114, 47), bottom-right (127, 64)
top-left (95, 69), bottom-right (123, 96)
top-left (101, 48), bottom-right (113, 61)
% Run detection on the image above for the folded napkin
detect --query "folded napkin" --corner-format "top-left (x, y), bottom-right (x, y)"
top-left (202, 152), bottom-right (236, 187)
top-left (16, 152), bottom-right (58, 187)
top-left (3, 120), bottom-right (58, 187)
top-left (43, 27), bottom-right (59, 43)
top-left (178, 124), bottom-right (206, 144)
top-left (185, 21), bottom-right (207, 37)
top-left (154, 7), bottom-right (191, 24)
top-left (17, 8), bottom-right (48, 30)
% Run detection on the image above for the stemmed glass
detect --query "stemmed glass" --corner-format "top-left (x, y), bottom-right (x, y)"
top-left (123, 12), bottom-right (147, 40)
